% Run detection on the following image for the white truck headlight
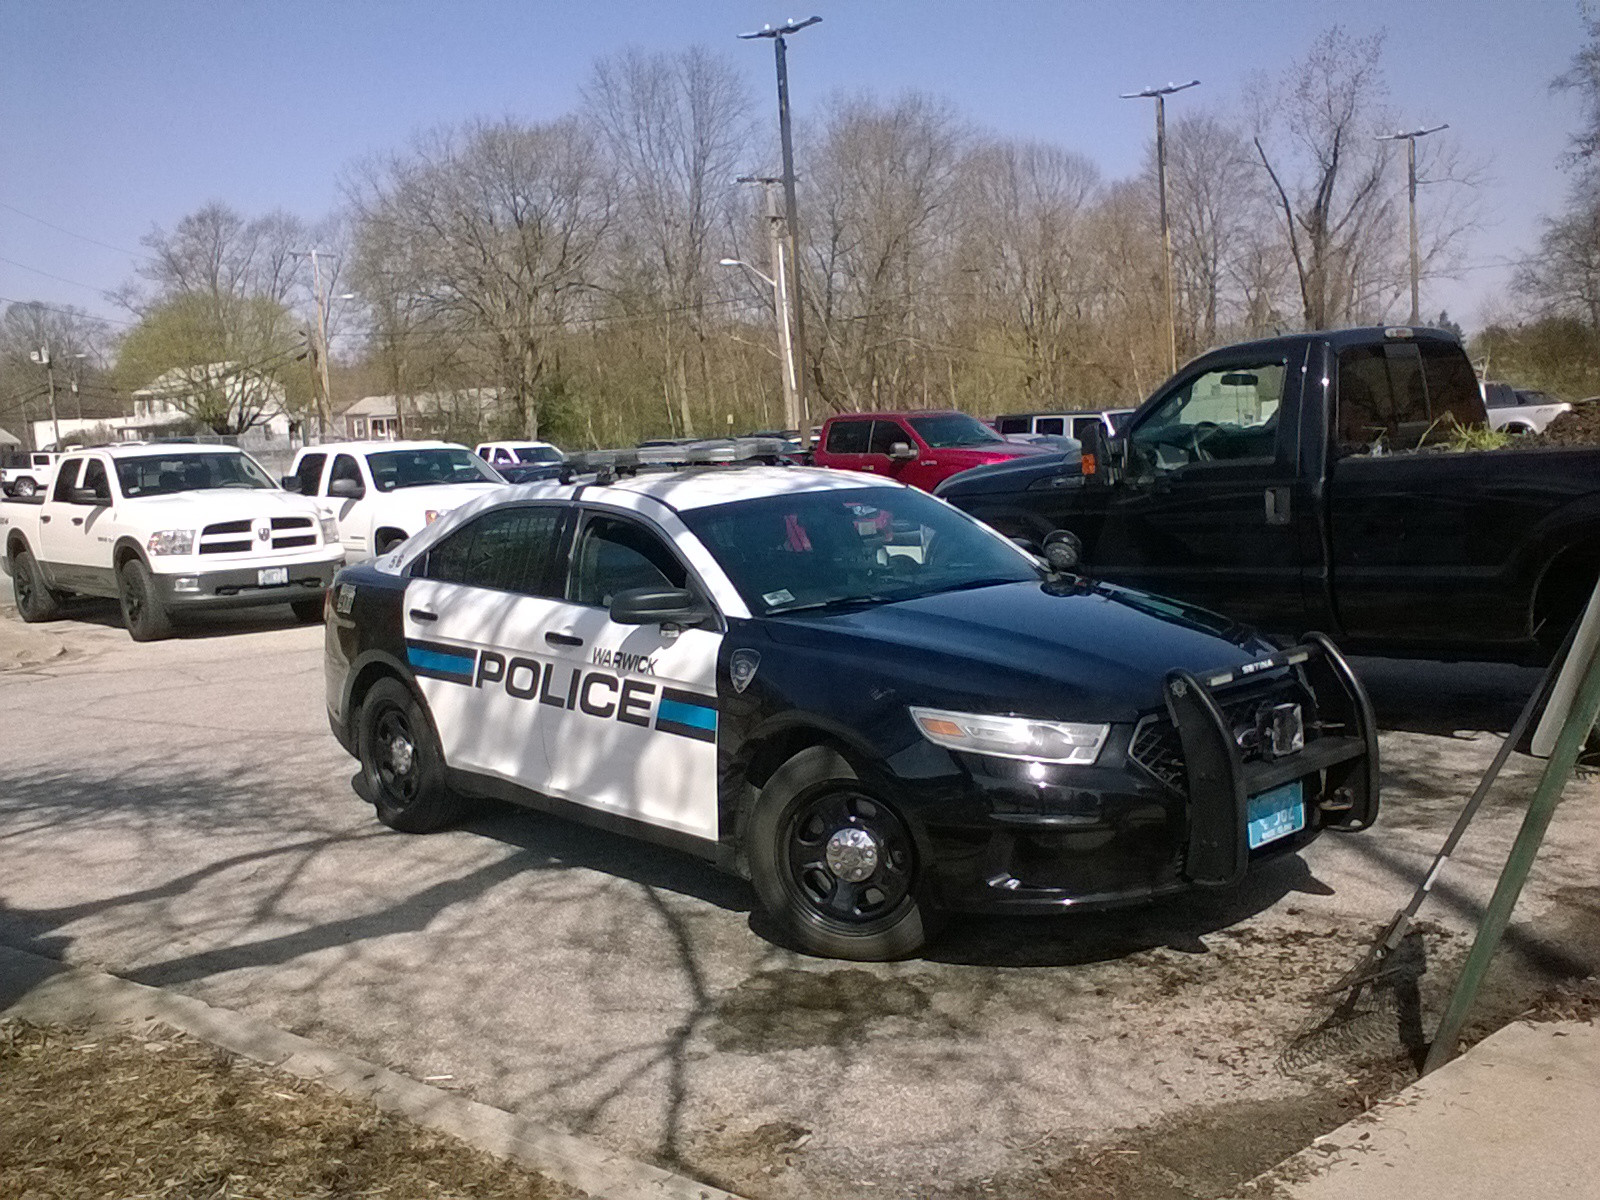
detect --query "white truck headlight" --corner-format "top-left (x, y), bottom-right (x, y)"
top-left (910, 706), bottom-right (1109, 764)
top-left (147, 529), bottom-right (195, 556)
top-left (424, 509), bottom-right (442, 525)
top-left (318, 515), bottom-right (339, 542)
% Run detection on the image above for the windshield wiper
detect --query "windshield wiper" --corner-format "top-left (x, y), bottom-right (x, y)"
top-left (773, 593), bottom-right (903, 615)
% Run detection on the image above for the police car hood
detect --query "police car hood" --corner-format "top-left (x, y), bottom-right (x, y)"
top-left (127, 488), bottom-right (323, 522)
top-left (762, 579), bottom-right (1275, 723)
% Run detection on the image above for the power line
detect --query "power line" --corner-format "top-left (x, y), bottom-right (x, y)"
top-left (0, 295), bottom-right (139, 328)
top-left (0, 202), bottom-right (153, 262)
top-left (0, 255), bottom-right (117, 297)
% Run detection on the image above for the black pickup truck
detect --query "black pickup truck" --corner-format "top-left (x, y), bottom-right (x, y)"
top-left (937, 327), bottom-right (1600, 663)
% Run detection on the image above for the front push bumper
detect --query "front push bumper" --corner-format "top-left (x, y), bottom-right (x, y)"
top-left (914, 633), bottom-right (1379, 914)
top-left (151, 555), bottom-right (343, 610)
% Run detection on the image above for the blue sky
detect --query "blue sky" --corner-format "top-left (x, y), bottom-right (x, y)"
top-left (0, 0), bottom-right (1586, 337)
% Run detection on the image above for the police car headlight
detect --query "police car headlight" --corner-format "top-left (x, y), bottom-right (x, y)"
top-left (318, 515), bottom-right (339, 542)
top-left (910, 706), bottom-right (1109, 764)
top-left (147, 529), bottom-right (195, 556)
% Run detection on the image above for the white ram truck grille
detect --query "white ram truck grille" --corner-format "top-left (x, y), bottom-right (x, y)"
top-left (198, 517), bottom-right (318, 555)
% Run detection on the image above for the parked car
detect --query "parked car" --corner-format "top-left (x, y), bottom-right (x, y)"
top-left (1482, 382), bottom-right (1572, 435)
top-left (1, 451), bottom-right (64, 499)
top-left (936, 326), bottom-right (1600, 663)
top-left (284, 441), bottom-right (505, 561)
top-left (323, 452), bottom-right (1376, 961)
top-left (1, 443), bottom-right (343, 639)
top-left (995, 410), bottom-right (1136, 441)
top-left (474, 440), bottom-right (566, 469)
top-left (811, 411), bottom-right (1049, 492)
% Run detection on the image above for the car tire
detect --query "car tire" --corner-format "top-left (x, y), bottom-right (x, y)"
top-left (290, 595), bottom-right (325, 623)
top-left (358, 678), bottom-right (466, 833)
top-left (747, 745), bottom-right (938, 961)
top-left (12, 548), bottom-right (64, 622)
top-left (117, 557), bottom-right (174, 642)
top-left (374, 531), bottom-right (407, 556)
top-left (13, 477), bottom-right (36, 498)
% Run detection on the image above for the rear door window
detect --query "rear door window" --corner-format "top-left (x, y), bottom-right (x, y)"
top-left (295, 453), bottom-right (326, 495)
top-left (420, 506), bottom-right (566, 597)
top-left (51, 458), bottom-right (83, 502)
top-left (1036, 417), bottom-right (1065, 436)
top-left (824, 420), bottom-right (871, 454)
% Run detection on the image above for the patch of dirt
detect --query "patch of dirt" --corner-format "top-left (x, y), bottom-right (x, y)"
top-left (708, 967), bottom-right (931, 1052)
top-left (0, 1019), bottom-right (577, 1199)
top-left (1525, 404), bottom-right (1600, 447)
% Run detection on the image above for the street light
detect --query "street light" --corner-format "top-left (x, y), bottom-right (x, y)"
top-left (720, 256), bottom-right (801, 429)
top-left (1377, 124), bottom-right (1448, 326)
top-left (1121, 79), bottom-right (1199, 374)
top-left (740, 16), bottom-right (820, 442)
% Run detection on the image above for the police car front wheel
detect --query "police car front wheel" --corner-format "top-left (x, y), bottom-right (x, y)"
top-left (358, 678), bottom-right (467, 833)
top-left (749, 746), bottom-right (939, 961)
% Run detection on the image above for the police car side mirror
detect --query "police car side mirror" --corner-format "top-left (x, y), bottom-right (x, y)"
top-left (610, 585), bottom-right (707, 628)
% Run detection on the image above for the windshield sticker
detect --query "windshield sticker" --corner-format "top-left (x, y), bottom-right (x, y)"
top-left (763, 588), bottom-right (795, 606)
top-left (730, 648), bottom-right (761, 693)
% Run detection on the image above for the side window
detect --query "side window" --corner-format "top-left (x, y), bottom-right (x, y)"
top-left (1131, 360), bottom-right (1287, 470)
top-left (1071, 417), bottom-right (1100, 441)
top-left (329, 454), bottom-right (363, 494)
top-left (824, 420), bottom-right (871, 454)
top-left (51, 458), bottom-right (83, 502)
top-left (997, 416), bottom-right (1028, 434)
top-left (420, 507), bottom-right (565, 597)
top-left (569, 515), bottom-right (689, 608)
top-left (868, 420), bottom-right (910, 455)
top-left (1036, 417), bottom-right (1065, 436)
top-left (295, 453), bottom-right (326, 495)
top-left (1337, 344), bottom-right (1426, 451)
top-left (80, 459), bottom-right (111, 501)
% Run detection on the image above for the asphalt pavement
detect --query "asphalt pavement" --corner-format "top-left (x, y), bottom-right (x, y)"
top-left (1, 597), bottom-right (1596, 1198)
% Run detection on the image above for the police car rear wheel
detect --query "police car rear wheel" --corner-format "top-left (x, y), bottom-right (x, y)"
top-left (750, 746), bottom-right (935, 961)
top-left (359, 678), bottom-right (464, 833)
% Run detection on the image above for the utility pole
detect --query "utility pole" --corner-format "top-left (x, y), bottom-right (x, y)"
top-left (1377, 124), bottom-right (1448, 326)
top-left (1121, 79), bottom-right (1199, 375)
top-left (731, 176), bottom-right (801, 431)
top-left (29, 345), bottom-right (61, 449)
top-left (740, 16), bottom-right (819, 444)
top-left (292, 248), bottom-right (342, 439)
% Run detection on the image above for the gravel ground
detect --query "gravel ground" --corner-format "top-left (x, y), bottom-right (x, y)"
top-left (0, 596), bottom-right (1595, 1198)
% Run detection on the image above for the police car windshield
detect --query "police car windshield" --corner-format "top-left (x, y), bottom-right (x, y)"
top-left (681, 486), bottom-right (1040, 616)
top-left (367, 448), bottom-right (499, 491)
top-left (115, 452), bottom-right (274, 497)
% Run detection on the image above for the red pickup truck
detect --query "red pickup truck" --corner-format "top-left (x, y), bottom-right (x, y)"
top-left (811, 410), bottom-right (1048, 491)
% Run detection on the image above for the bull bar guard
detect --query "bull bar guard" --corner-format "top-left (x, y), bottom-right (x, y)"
top-left (1164, 632), bottom-right (1379, 888)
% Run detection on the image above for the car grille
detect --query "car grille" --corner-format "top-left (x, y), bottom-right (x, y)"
top-left (199, 516), bottom-right (318, 555)
top-left (1129, 682), bottom-right (1308, 794)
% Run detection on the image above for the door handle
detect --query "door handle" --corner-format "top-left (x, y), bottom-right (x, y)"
top-left (545, 631), bottom-right (584, 647)
top-left (40, 514), bottom-right (50, 524)
top-left (71, 517), bottom-right (84, 526)
top-left (1264, 487), bottom-right (1291, 526)
top-left (409, 608), bottom-right (438, 622)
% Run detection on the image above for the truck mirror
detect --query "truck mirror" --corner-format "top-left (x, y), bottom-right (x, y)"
top-left (888, 441), bottom-right (917, 462)
top-left (1077, 422), bottom-right (1112, 486)
top-left (280, 475), bottom-right (301, 493)
top-left (69, 487), bottom-right (109, 507)
top-left (328, 478), bottom-right (364, 500)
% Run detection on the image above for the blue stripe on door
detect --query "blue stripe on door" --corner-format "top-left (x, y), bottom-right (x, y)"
top-left (407, 646), bottom-right (475, 677)
top-left (657, 696), bottom-right (717, 731)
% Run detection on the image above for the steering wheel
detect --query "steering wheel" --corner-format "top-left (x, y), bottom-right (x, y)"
top-left (1187, 421), bottom-right (1220, 461)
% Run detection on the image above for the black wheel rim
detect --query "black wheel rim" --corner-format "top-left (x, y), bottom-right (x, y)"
top-left (122, 568), bottom-right (144, 623)
top-left (783, 789), bottom-right (914, 926)
top-left (371, 705), bottom-right (420, 805)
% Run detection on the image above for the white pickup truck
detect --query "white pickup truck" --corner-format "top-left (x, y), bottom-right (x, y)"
top-left (1, 443), bottom-right (345, 640)
top-left (1482, 381), bottom-right (1572, 435)
top-left (283, 440), bottom-right (504, 561)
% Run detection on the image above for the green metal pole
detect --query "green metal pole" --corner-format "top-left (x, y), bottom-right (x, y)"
top-left (1422, 633), bottom-right (1600, 1074)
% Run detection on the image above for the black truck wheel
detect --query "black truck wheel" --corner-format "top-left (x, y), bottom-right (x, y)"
top-left (748, 746), bottom-right (937, 961)
top-left (358, 678), bottom-right (466, 833)
top-left (117, 557), bottom-right (175, 641)
top-left (12, 548), bottom-right (64, 622)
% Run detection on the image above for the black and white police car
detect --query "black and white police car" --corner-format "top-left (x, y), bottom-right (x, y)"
top-left (323, 444), bottom-right (1378, 960)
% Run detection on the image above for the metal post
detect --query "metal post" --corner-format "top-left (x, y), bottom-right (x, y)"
top-left (1121, 80), bottom-right (1198, 375)
top-left (310, 249), bottom-right (335, 435)
top-left (32, 345), bottom-right (61, 448)
top-left (742, 16), bottom-right (820, 444)
top-left (760, 183), bottom-right (802, 430)
top-left (1377, 124), bottom-right (1447, 327)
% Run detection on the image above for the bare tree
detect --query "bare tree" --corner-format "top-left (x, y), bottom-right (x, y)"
top-left (0, 302), bottom-right (115, 446)
top-left (803, 92), bottom-right (967, 411)
top-left (584, 47), bottom-right (753, 437)
top-left (346, 117), bottom-right (615, 438)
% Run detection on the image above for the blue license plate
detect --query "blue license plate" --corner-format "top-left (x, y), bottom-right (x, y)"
top-left (1247, 781), bottom-right (1305, 849)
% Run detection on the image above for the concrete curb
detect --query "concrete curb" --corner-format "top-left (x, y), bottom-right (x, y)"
top-left (0, 944), bottom-right (746, 1200)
